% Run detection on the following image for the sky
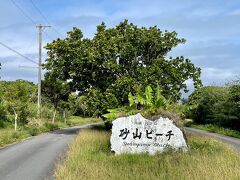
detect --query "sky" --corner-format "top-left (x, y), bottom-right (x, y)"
top-left (0, 0), bottom-right (239, 96)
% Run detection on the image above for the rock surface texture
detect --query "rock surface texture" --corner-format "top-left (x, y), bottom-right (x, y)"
top-left (111, 113), bottom-right (188, 155)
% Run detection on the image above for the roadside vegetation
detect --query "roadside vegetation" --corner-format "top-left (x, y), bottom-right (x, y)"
top-left (185, 81), bottom-right (240, 136)
top-left (0, 116), bottom-right (100, 147)
top-left (0, 79), bottom-right (101, 147)
top-left (1, 20), bottom-right (239, 179)
top-left (185, 121), bottom-right (240, 139)
top-left (0, 20), bottom-right (203, 147)
top-left (55, 129), bottom-right (240, 180)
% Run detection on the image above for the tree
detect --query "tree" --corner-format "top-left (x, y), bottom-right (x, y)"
top-left (187, 84), bottom-right (240, 130)
top-left (44, 20), bottom-right (202, 115)
top-left (42, 73), bottom-right (70, 123)
top-left (0, 80), bottom-right (36, 130)
top-left (0, 89), bottom-right (7, 123)
top-left (187, 86), bottom-right (228, 124)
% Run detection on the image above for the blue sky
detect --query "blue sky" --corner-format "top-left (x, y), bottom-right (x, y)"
top-left (0, 0), bottom-right (240, 96)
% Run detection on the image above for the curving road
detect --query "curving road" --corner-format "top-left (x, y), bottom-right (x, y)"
top-left (184, 127), bottom-right (240, 151)
top-left (0, 124), bottom-right (239, 180)
top-left (0, 123), bottom-right (100, 180)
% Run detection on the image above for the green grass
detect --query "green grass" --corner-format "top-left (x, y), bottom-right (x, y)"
top-left (0, 129), bottom-right (29, 147)
top-left (184, 120), bottom-right (240, 139)
top-left (65, 116), bottom-right (101, 127)
top-left (55, 129), bottom-right (240, 180)
top-left (0, 116), bottom-right (101, 148)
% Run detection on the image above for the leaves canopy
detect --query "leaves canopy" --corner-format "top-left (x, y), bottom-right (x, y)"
top-left (42, 73), bottom-right (70, 110)
top-left (44, 20), bottom-right (202, 108)
top-left (187, 84), bottom-right (240, 130)
top-left (0, 80), bottom-right (36, 124)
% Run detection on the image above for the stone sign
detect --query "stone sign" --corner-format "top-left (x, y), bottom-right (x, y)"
top-left (110, 113), bottom-right (188, 155)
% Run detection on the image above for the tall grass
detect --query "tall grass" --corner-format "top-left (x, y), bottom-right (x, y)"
top-left (0, 116), bottom-right (101, 147)
top-left (55, 129), bottom-right (240, 180)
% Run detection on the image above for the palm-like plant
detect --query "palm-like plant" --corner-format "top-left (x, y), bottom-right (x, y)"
top-left (128, 84), bottom-right (169, 109)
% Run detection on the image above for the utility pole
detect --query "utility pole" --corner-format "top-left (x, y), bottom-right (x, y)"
top-left (36, 24), bottom-right (51, 117)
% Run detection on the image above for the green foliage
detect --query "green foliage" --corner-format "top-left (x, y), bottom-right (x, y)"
top-left (187, 86), bottom-right (228, 124)
top-left (0, 116), bottom-right (101, 147)
top-left (0, 92), bottom-right (7, 121)
top-left (154, 84), bottom-right (169, 109)
top-left (69, 94), bottom-right (88, 116)
top-left (0, 80), bottom-right (36, 125)
top-left (128, 93), bottom-right (135, 107)
top-left (27, 127), bottom-right (40, 136)
top-left (11, 131), bottom-right (21, 139)
top-left (145, 85), bottom-right (153, 106)
top-left (42, 73), bottom-right (71, 123)
top-left (102, 106), bottom-right (140, 123)
top-left (86, 88), bottom-right (119, 117)
top-left (44, 20), bottom-right (202, 115)
top-left (187, 83), bottom-right (240, 130)
top-left (42, 73), bottom-right (70, 109)
top-left (128, 84), bottom-right (169, 110)
top-left (186, 123), bottom-right (240, 139)
top-left (44, 122), bottom-right (59, 131)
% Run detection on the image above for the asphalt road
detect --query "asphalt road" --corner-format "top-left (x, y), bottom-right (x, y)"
top-left (0, 123), bottom-right (100, 180)
top-left (184, 127), bottom-right (240, 151)
top-left (0, 124), bottom-right (239, 180)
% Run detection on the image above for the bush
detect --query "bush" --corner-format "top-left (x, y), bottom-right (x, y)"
top-left (187, 86), bottom-right (228, 124)
top-left (0, 120), bottom-right (11, 128)
top-left (187, 85), bottom-right (240, 130)
top-left (71, 88), bottom-right (119, 117)
top-left (0, 94), bottom-right (7, 122)
top-left (11, 131), bottom-right (20, 139)
top-left (28, 127), bottom-right (40, 136)
top-left (44, 122), bottom-right (59, 131)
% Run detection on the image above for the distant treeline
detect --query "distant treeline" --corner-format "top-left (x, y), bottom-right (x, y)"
top-left (186, 80), bottom-right (240, 130)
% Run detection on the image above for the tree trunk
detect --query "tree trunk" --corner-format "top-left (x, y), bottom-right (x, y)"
top-left (63, 109), bottom-right (67, 123)
top-left (12, 108), bottom-right (18, 131)
top-left (52, 109), bottom-right (57, 124)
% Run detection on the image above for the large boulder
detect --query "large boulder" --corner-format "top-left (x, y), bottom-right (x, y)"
top-left (111, 113), bottom-right (188, 155)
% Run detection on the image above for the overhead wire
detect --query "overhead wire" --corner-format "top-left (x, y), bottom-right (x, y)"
top-left (10, 0), bottom-right (36, 25)
top-left (0, 42), bottom-right (38, 65)
top-left (9, 0), bottom-right (52, 64)
top-left (11, 0), bottom-right (54, 40)
top-left (29, 0), bottom-right (64, 38)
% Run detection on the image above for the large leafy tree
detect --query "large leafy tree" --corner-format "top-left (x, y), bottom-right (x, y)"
top-left (44, 20), bottom-right (202, 113)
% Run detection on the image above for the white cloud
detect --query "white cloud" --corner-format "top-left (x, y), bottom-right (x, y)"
top-left (0, 0), bottom-right (239, 97)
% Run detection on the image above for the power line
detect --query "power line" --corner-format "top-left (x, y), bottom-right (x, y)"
top-left (19, 65), bottom-right (37, 69)
top-left (29, 0), bottom-right (49, 24)
top-left (29, 0), bottom-right (63, 37)
top-left (0, 42), bottom-right (37, 64)
top-left (10, 0), bottom-right (36, 25)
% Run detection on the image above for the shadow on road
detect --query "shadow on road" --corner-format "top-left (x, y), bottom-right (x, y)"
top-left (51, 127), bottom-right (82, 135)
top-left (50, 123), bottom-right (107, 135)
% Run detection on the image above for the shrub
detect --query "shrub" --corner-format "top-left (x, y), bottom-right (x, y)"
top-left (0, 93), bottom-right (7, 123)
top-left (44, 122), bottom-right (59, 131)
top-left (28, 127), bottom-right (39, 136)
top-left (11, 131), bottom-right (20, 139)
top-left (187, 86), bottom-right (228, 124)
top-left (187, 84), bottom-right (240, 130)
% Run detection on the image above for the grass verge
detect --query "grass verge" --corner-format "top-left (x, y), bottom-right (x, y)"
top-left (184, 120), bottom-right (240, 139)
top-left (0, 116), bottom-right (101, 147)
top-left (55, 129), bottom-right (240, 180)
